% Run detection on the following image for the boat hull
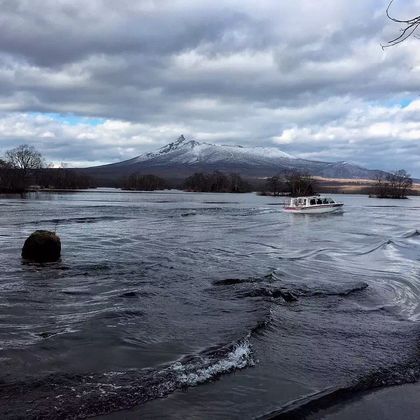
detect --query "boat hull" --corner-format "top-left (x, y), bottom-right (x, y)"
top-left (283, 203), bottom-right (344, 214)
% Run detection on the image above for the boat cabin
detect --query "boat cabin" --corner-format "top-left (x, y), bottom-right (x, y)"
top-left (289, 196), bottom-right (337, 207)
top-left (284, 196), bottom-right (343, 213)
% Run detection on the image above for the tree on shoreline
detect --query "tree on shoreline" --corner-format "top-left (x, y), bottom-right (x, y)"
top-left (122, 173), bottom-right (167, 191)
top-left (5, 144), bottom-right (45, 175)
top-left (373, 169), bottom-right (413, 198)
top-left (37, 167), bottom-right (93, 189)
top-left (260, 171), bottom-right (316, 196)
top-left (285, 170), bottom-right (317, 197)
top-left (263, 175), bottom-right (287, 196)
top-left (1, 145), bottom-right (46, 192)
top-left (183, 171), bottom-right (251, 193)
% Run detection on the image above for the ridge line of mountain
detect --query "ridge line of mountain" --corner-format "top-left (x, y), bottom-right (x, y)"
top-left (81, 135), bottom-right (385, 182)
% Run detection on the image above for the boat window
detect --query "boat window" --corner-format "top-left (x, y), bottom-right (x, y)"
top-left (328, 198), bottom-right (335, 204)
top-left (310, 199), bottom-right (316, 205)
top-left (317, 198), bottom-right (322, 205)
top-left (322, 198), bottom-right (328, 204)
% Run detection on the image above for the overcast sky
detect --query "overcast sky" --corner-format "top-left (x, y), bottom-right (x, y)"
top-left (1, 0), bottom-right (420, 174)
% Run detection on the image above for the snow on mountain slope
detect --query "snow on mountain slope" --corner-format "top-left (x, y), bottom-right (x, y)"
top-left (88, 135), bottom-right (384, 180)
top-left (129, 135), bottom-right (294, 166)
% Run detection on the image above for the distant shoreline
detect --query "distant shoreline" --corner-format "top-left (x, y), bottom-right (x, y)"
top-left (1, 177), bottom-right (419, 196)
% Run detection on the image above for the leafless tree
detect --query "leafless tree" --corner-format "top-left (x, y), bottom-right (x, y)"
top-left (0, 158), bottom-right (24, 192)
top-left (264, 175), bottom-right (287, 196)
top-left (183, 171), bottom-right (250, 193)
top-left (37, 168), bottom-right (93, 189)
top-left (1, 144), bottom-right (45, 191)
top-left (5, 144), bottom-right (45, 175)
top-left (384, 0), bottom-right (420, 47)
top-left (122, 173), bottom-right (167, 191)
top-left (373, 169), bottom-right (413, 198)
top-left (285, 170), bottom-right (317, 197)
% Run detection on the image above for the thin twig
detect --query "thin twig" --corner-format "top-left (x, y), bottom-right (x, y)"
top-left (383, 0), bottom-right (420, 48)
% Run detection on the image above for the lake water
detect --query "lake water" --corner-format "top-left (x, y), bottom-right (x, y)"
top-left (0, 190), bottom-right (419, 419)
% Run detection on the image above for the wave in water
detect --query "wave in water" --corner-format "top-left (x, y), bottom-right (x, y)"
top-left (0, 339), bottom-right (254, 419)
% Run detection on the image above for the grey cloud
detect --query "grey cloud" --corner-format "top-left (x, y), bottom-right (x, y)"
top-left (0, 0), bottom-right (420, 175)
top-left (0, 0), bottom-right (258, 66)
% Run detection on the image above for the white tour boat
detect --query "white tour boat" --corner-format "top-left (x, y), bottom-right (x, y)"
top-left (283, 196), bottom-right (344, 214)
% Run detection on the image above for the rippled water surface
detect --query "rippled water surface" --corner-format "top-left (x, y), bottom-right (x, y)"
top-left (0, 190), bottom-right (419, 419)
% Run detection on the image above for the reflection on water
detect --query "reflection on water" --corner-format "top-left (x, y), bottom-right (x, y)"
top-left (0, 191), bottom-right (419, 419)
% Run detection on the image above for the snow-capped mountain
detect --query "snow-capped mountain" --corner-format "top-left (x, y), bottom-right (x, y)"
top-left (120, 135), bottom-right (294, 166)
top-left (85, 135), bottom-right (384, 181)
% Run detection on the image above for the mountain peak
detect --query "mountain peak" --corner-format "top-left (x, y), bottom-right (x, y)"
top-left (91, 136), bottom-right (383, 181)
top-left (175, 134), bottom-right (187, 144)
top-left (157, 135), bottom-right (200, 154)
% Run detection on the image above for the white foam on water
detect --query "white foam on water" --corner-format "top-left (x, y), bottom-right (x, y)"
top-left (171, 340), bottom-right (254, 386)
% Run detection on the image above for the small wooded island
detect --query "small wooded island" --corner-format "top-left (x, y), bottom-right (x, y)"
top-left (370, 170), bottom-right (413, 199)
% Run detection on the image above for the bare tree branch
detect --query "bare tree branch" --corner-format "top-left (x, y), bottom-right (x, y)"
top-left (383, 0), bottom-right (420, 48)
top-left (5, 144), bottom-right (45, 174)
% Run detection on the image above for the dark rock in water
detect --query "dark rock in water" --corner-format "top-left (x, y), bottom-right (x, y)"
top-left (22, 230), bottom-right (61, 262)
top-left (120, 291), bottom-right (138, 298)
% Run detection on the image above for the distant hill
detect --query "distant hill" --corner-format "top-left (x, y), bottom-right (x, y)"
top-left (81, 135), bottom-right (386, 184)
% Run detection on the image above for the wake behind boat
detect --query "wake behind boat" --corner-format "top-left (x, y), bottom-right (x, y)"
top-left (283, 196), bottom-right (344, 214)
